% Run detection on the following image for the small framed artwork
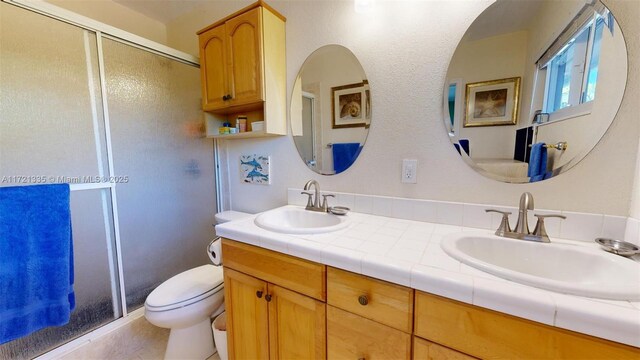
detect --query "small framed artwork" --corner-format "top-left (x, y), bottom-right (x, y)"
top-left (332, 81), bottom-right (369, 129)
top-left (464, 77), bottom-right (520, 127)
top-left (240, 154), bottom-right (270, 185)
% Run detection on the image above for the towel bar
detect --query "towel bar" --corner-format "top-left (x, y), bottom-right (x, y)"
top-left (528, 142), bottom-right (568, 151)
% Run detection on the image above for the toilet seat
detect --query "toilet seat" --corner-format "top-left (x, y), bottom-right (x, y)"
top-left (145, 265), bottom-right (224, 312)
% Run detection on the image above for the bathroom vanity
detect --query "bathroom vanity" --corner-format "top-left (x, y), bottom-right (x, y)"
top-left (218, 211), bottom-right (640, 359)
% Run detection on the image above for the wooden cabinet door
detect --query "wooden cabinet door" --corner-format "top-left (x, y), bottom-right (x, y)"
top-left (199, 24), bottom-right (229, 111)
top-left (225, 7), bottom-right (264, 106)
top-left (327, 305), bottom-right (411, 360)
top-left (224, 268), bottom-right (269, 360)
top-left (413, 337), bottom-right (476, 360)
top-left (267, 284), bottom-right (326, 360)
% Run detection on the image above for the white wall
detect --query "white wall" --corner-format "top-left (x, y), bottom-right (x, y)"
top-left (631, 141), bottom-right (640, 219)
top-left (166, 0), bottom-right (639, 216)
top-left (446, 30), bottom-right (528, 159)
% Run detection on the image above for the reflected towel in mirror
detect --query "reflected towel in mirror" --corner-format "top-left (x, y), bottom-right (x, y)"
top-left (528, 142), bottom-right (549, 182)
top-left (332, 143), bottom-right (362, 174)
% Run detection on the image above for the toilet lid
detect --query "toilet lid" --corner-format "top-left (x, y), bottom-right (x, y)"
top-left (146, 265), bottom-right (224, 310)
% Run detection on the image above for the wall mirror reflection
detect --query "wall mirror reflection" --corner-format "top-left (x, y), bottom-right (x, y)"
top-left (291, 45), bottom-right (370, 175)
top-left (444, 0), bottom-right (627, 183)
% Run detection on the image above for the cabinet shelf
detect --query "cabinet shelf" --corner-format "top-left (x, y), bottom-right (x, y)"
top-left (208, 130), bottom-right (278, 140)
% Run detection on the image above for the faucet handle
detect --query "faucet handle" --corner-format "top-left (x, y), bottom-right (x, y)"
top-left (321, 194), bottom-right (335, 212)
top-left (485, 209), bottom-right (512, 236)
top-left (532, 214), bottom-right (566, 242)
top-left (301, 191), bottom-right (314, 208)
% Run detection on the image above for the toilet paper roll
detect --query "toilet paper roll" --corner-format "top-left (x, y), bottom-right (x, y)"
top-left (208, 237), bottom-right (223, 266)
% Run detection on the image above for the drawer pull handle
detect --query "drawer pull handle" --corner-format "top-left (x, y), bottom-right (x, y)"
top-left (265, 294), bottom-right (272, 302)
top-left (256, 290), bottom-right (263, 298)
top-left (358, 295), bottom-right (369, 306)
top-left (358, 358), bottom-right (366, 360)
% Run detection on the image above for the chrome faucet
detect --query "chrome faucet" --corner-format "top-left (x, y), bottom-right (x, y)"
top-left (301, 180), bottom-right (334, 212)
top-left (486, 192), bottom-right (565, 243)
top-left (514, 192), bottom-right (534, 235)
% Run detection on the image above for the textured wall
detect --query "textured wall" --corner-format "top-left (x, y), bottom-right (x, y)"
top-left (166, 0), bottom-right (640, 216)
top-left (631, 142), bottom-right (640, 219)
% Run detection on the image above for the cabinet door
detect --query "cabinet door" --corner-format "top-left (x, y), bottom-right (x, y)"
top-left (224, 268), bottom-right (269, 360)
top-left (225, 7), bottom-right (264, 106)
top-left (268, 284), bottom-right (326, 360)
top-left (413, 337), bottom-right (476, 360)
top-left (327, 305), bottom-right (411, 360)
top-left (199, 24), bottom-right (229, 111)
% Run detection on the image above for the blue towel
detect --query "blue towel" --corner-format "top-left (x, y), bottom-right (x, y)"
top-left (528, 142), bottom-right (549, 182)
top-left (0, 184), bottom-right (75, 344)
top-left (333, 143), bottom-right (361, 174)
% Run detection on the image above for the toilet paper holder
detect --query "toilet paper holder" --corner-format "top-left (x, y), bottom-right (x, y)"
top-left (208, 237), bottom-right (223, 266)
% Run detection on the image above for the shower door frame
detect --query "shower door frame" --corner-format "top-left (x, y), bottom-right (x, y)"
top-left (1, 1), bottom-right (213, 358)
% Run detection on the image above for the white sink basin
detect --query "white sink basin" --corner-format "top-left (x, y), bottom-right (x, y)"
top-left (254, 206), bottom-right (350, 234)
top-left (441, 232), bottom-right (640, 300)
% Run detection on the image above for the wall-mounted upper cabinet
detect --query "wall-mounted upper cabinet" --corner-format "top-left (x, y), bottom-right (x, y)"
top-left (197, 1), bottom-right (287, 139)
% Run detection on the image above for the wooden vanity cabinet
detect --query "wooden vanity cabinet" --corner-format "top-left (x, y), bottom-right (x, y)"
top-left (414, 291), bottom-right (640, 359)
top-left (221, 239), bottom-right (326, 360)
top-left (197, 1), bottom-right (286, 139)
top-left (326, 267), bottom-right (414, 359)
top-left (413, 337), bottom-right (476, 360)
top-left (328, 305), bottom-right (411, 360)
top-left (223, 268), bottom-right (269, 359)
top-left (221, 239), bottom-right (639, 360)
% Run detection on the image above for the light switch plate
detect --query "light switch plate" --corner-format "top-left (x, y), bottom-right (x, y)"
top-left (402, 159), bottom-right (417, 184)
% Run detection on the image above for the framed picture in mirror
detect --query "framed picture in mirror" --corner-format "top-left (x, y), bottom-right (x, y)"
top-left (332, 81), bottom-right (369, 129)
top-left (464, 77), bottom-right (520, 127)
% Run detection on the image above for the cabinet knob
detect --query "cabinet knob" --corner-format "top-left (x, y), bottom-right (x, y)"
top-left (265, 294), bottom-right (272, 302)
top-left (256, 290), bottom-right (263, 298)
top-left (358, 295), bottom-right (369, 306)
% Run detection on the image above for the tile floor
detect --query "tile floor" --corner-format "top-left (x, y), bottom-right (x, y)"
top-left (59, 317), bottom-right (221, 360)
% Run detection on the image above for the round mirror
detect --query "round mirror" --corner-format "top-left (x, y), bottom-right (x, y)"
top-left (444, 0), bottom-right (627, 183)
top-left (291, 45), bottom-right (370, 175)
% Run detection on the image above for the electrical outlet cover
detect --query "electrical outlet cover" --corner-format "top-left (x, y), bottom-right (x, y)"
top-left (402, 159), bottom-right (417, 184)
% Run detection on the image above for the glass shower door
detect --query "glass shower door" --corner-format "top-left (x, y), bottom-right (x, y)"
top-left (0, 4), bottom-right (120, 359)
top-left (0, 3), bottom-right (216, 358)
top-left (101, 38), bottom-right (217, 309)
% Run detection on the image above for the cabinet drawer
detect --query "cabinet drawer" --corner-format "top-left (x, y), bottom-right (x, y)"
top-left (327, 267), bottom-right (413, 332)
top-left (413, 336), bottom-right (476, 360)
top-left (221, 239), bottom-right (326, 300)
top-left (415, 291), bottom-right (640, 359)
top-left (327, 306), bottom-right (411, 360)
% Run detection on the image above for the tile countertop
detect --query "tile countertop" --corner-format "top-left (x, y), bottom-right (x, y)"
top-left (215, 205), bottom-right (640, 348)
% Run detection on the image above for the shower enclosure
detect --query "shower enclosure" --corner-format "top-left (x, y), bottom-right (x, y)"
top-left (0, 2), bottom-right (216, 358)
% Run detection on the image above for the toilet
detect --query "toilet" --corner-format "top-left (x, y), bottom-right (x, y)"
top-left (144, 210), bottom-right (251, 360)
